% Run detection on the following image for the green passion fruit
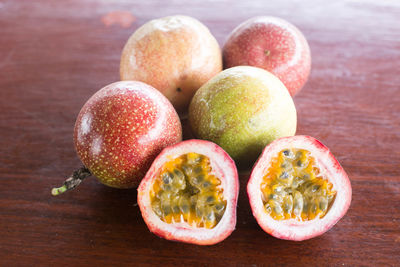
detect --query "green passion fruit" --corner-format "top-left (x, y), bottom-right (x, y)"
top-left (247, 136), bottom-right (352, 241)
top-left (189, 66), bottom-right (297, 167)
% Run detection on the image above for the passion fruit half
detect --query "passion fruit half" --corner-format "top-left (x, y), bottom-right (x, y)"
top-left (137, 139), bottom-right (239, 245)
top-left (247, 135), bottom-right (352, 241)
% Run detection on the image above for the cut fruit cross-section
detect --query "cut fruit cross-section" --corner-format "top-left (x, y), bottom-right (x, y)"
top-left (138, 139), bottom-right (239, 245)
top-left (247, 136), bottom-right (352, 241)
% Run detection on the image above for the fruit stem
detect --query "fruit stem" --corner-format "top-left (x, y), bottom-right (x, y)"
top-left (264, 50), bottom-right (271, 56)
top-left (51, 167), bottom-right (92, 196)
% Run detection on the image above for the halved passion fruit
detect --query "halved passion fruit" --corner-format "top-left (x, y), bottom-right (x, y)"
top-left (138, 139), bottom-right (239, 245)
top-left (247, 136), bottom-right (351, 241)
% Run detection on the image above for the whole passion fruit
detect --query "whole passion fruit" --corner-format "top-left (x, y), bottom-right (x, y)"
top-left (223, 16), bottom-right (311, 96)
top-left (189, 66), bottom-right (297, 167)
top-left (137, 139), bottom-right (239, 245)
top-left (52, 81), bottom-right (182, 195)
top-left (247, 135), bottom-right (352, 241)
top-left (120, 15), bottom-right (222, 114)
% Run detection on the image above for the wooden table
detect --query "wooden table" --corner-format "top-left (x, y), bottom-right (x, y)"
top-left (1, 0), bottom-right (399, 266)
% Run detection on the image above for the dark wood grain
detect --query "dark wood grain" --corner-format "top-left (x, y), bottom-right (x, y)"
top-left (1, 0), bottom-right (399, 266)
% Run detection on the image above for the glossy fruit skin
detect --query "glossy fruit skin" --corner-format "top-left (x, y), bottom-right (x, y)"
top-left (247, 136), bottom-right (352, 241)
top-left (137, 139), bottom-right (239, 245)
top-left (189, 66), bottom-right (297, 167)
top-left (120, 15), bottom-right (222, 114)
top-left (74, 81), bottom-right (182, 189)
top-left (223, 16), bottom-right (311, 96)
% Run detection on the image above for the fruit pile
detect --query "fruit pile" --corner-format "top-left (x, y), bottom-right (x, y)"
top-left (52, 15), bottom-right (351, 245)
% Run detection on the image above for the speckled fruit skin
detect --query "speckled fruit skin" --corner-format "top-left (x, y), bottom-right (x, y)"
top-left (120, 15), bottom-right (222, 114)
top-left (189, 66), bottom-right (297, 167)
top-left (74, 81), bottom-right (182, 189)
top-left (223, 16), bottom-right (311, 96)
top-left (138, 139), bottom-right (239, 245)
top-left (247, 136), bottom-right (352, 241)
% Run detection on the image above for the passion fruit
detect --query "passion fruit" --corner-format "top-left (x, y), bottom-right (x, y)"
top-left (137, 139), bottom-right (239, 245)
top-left (51, 81), bottom-right (182, 195)
top-left (189, 66), bottom-right (297, 167)
top-left (223, 16), bottom-right (311, 96)
top-left (120, 15), bottom-right (222, 114)
top-left (247, 135), bottom-right (352, 241)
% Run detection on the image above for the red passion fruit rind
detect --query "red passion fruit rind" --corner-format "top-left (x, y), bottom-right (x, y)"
top-left (247, 135), bottom-right (352, 241)
top-left (138, 139), bottom-right (239, 245)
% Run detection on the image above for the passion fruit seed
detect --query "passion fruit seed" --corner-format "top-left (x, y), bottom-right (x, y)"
top-left (150, 152), bottom-right (226, 229)
top-left (261, 149), bottom-right (336, 221)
